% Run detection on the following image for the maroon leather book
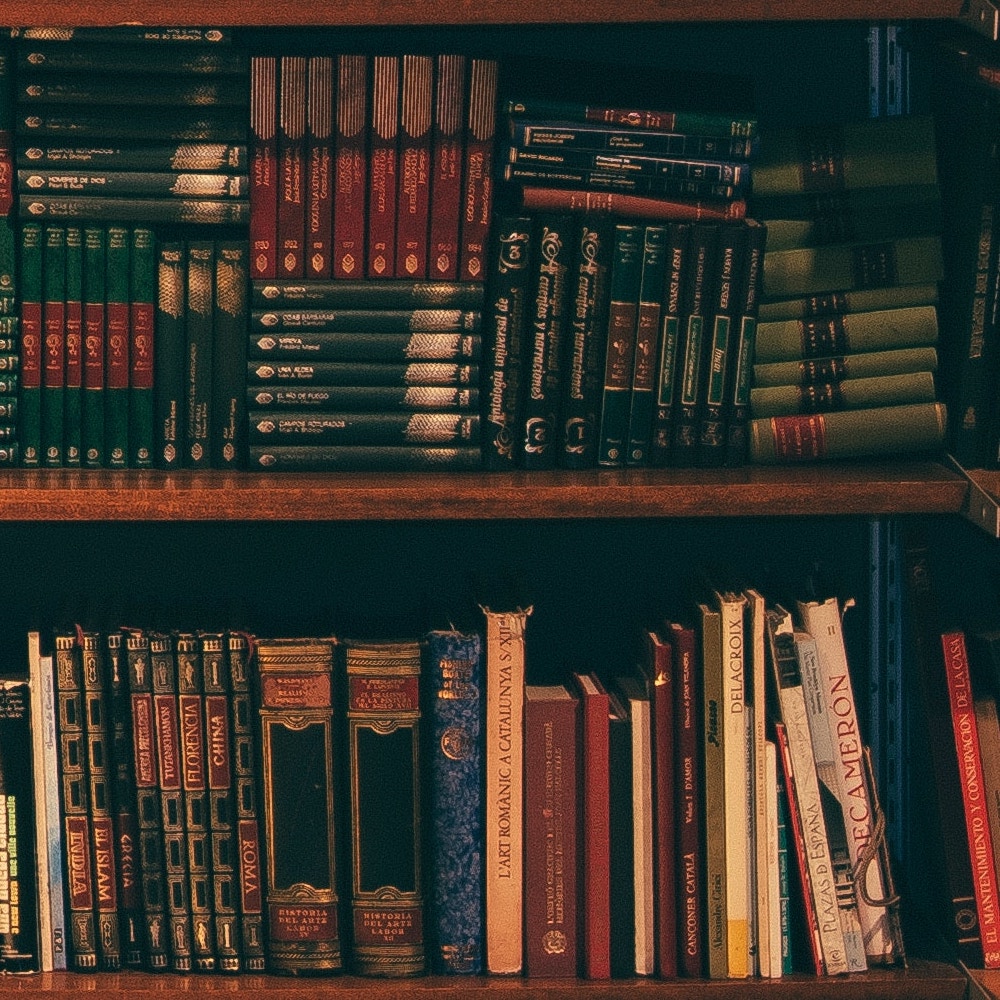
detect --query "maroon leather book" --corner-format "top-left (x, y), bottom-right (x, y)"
top-left (367, 55), bottom-right (399, 278)
top-left (458, 58), bottom-right (498, 282)
top-left (306, 56), bottom-right (334, 279)
top-left (278, 56), bottom-right (307, 278)
top-left (645, 629), bottom-right (677, 978)
top-left (428, 53), bottom-right (465, 281)
top-left (394, 54), bottom-right (433, 278)
top-left (523, 684), bottom-right (579, 978)
top-left (333, 54), bottom-right (367, 280)
top-left (250, 56), bottom-right (278, 280)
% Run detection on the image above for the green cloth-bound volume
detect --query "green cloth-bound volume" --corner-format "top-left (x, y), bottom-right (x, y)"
top-left (750, 370), bottom-right (937, 418)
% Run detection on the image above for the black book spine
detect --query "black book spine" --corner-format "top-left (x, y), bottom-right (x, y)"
top-left (247, 330), bottom-right (481, 362)
top-left (250, 307), bottom-right (481, 334)
top-left (154, 242), bottom-right (185, 470)
top-left (247, 384), bottom-right (478, 412)
top-left (249, 444), bottom-right (482, 471)
top-left (246, 360), bottom-right (478, 387)
top-left (17, 142), bottom-right (249, 172)
top-left (251, 279), bottom-right (484, 310)
top-left (248, 410), bottom-right (479, 446)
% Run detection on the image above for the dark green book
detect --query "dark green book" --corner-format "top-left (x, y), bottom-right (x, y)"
top-left (63, 225), bottom-right (82, 466)
top-left (186, 241), bottom-right (215, 468)
top-left (18, 195), bottom-right (249, 225)
top-left (16, 75), bottom-right (248, 107)
top-left (18, 169), bottom-right (248, 198)
top-left (17, 142), bottom-right (248, 172)
top-left (596, 223), bottom-right (644, 466)
top-left (129, 228), bottom-right (155, 468)
top-left (81, 226), bottom-right (104, 467)
top-left (252, 278), bottom-right (484, 310)
top-left (212, 241), bottom-right (248, 468)
top-left (247, 331), bottom-right (480, 361)
top-left (247, 385), bottom-right (478, 411)
top-left (250, 307), bottom-right (481, 333)
top-left (42, 223), bottom-right (65, 466)
top-left (246, 360), bottom-right (478, 387)
top-left (14, 43), bottom-right (247, 77)
top-left (154, 242), bottom-right (185, 469)
top-left (19, 222), bottom-right (42, 466)
top-left (248, 410), bottom-right (479, 446)
top-left (16, 106), bottom-right (247, 142)
top-left (624, 224), bottom-right (668, 466)
top-left (249, 444), bottom-right (482, 471)
top-left (749, 370), bottom-right (938, 418)
top-left (752, 345), bottom-right (939, 388)
top-left (104, 226), bottom-right (129, 468)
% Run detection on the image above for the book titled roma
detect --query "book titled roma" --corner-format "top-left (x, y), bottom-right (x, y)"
top-left (344, 639), bottom-right (425, 977)
top-left (254, 637), bottom-right (342, 974)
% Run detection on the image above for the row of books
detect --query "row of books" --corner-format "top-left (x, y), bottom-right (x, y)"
top-left (249, 51), bottom-right (498, 284)
top-left (17, 226), bottom-right (248, 469)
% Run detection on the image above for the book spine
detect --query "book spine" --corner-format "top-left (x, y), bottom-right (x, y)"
top-left (124, 630), bottom-right (170, 971)
top-left (14, 43), bottom-right (247, 74)
top-left (523, 686), bottom-right (579, 978)
top-left (251, 306), bottom-right (480, 333)
top-left (248, 330), bottom-right (481, 361)
top-left (18, 169), bottom-right (249, 198)
top-left (247, 361), bottom-right (478, 387)
top-left (519, 185), bottom-right (747, 222)
top-left (252, 277), bottom-right (484, 309)
top-left (519, 214), bottom-right (573, 469)
top-left (368, 55), bottom-right (400, 279)
top-left (129, 227), bottom-right (155, 468)
top-left (395, 54), bottom-right (433, 278)
top-left (17, 143), bottom-right (250, 173)
top-left (558, 217), bottom-right (613, 468)
top-left (185, 241), bottom-right (214, 467)
top-left (42, 223), bottom-right (65, 466)
top-left (103, 631), bottom-right (143, 968)
top-left (625, 225), bottom-right (668, 465)
top-left (53, 631), bottom-right (98, 970)
top-left (277, 56), bottom-right (306, 279)
top-left (81, 226), bottom-right (104, 467)
top-left (18, 222), bottom-right (41, 465)
top-left (63, 225), bottom-right (82, 466)
top-left (211, 241), bottom-right (248, 468)
top-left (249, 55), bottom-right (278, 280)
top-left (481, 605), bottom-right (531, 974)
top-left (596, 223), bottom-right (644, 466)
top-left (254, 638), bottom-right (342, 973)
top-left (80, 632), bottom-right (122, 970)
top-left (226, 633), bottom-right (264, 971)
top-left (344, 640), bottom-right (425, 976)
top-left (942, 630), bottom-right (1000, 967)
top-left (751, 345), bottom-right (939, 388)
top-left (154, 242), bottom-right (184, 469)
top-left (248, 410), bottom-right (478, 446)
top-left (459, 58), bottom-right (498, 282)
top-left (19, 194), bottom-right (249, 224)
top-left (428, 54), bottom-right (465, 281)
top-left (305, 56), bottom-right (333, 280)
top-left (649, 222), bottom-right (690, 466)
top-left (104, 226), bottom-right (130, 468)
top-left (671, 222), bottom-right (718, 466)
top-left (174, 633), bottom-right (215, 972)
top-left (247, 384), bottom-right (477, 411)
top-left (250, 443), bottom-right (482, 471)
top-left (333, 54), bottom-right (368, 280)
top-left (424, 630), bottom-right (484, 974)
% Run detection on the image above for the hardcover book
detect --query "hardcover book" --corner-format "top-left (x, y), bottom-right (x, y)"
top-left (104, 226), bottom-right (129, 468)
top-left (18, 222), bottom-right (42, 465)
top-left (305, 55), bottom-right (333, 280)
top-left (211, 241), bottom-right (248, 468)
top-left (751, 345), bottom-right (939, 388)
top-left (185, 240), bottom-right (214, 467)
top-left (129, 227), bottom-right (155, 468)
top-left (154, 241), bottom-right (184, 469)
top-left (41, 222), bottom-right (65, 466)
top-left (333, 54), bottom-right (368, 280)
top-left (254, 637), bottom-right (342, 973)
top-left (63, 225), bottom-right (81, 466)
top-left (344, 639), bottom-right (425, 977)
top-left (757, 281), bottom-right (939, 323)
top-left (81, 226), bottom-right (104, 466)
top-left (277, 55), bottom-right (306, 279)
top-left (523, 684), bottom-right (579, 978)
top-left (749, 370), bottom-right (937, 419)
top-left (423, 629), bottom-right (484, 975)
top-left (367, 55), bottom-right (400, 279)
top-left (395, 54), bottom-right (433, 278)
top-left (252, 278), bottom-right (484, 310)
top-left (428, 54), bottom-right (465, 281)
top-left (519, 185), bottom-right (747, 222)
top-left (249, 444), bottom-right (482, 471)
top-left (459, 58), bottom-right (498, 281)
top-left (249, 55), bottom-right (278, 280)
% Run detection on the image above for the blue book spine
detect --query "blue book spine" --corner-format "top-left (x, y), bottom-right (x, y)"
top-left (424, 629), bottom-right (484, 974)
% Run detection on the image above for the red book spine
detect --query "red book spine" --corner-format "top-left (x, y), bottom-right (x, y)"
top-left (459, 58), bottom-right (498, 282)
top-left (942, 629), bottom-right (1000, 967)
top-left (428, 54), bottom-right (465, 281)
top-left (523, 685), bottom-right (579, 978)
top-left (250, 56), bottom-right (278, 280)
top-left (367, 55), bottom-right (399, 278)
top-left (333, 54), bottom-right (367, 280)
top-left (278, 56), bottom-right (307, 279)
top-left (572, 672), bottom-right (611, 980)
top-left (306, 56), bottom-right (334, 279)
top-left (646, 630), bottom-right (677, 978)
top-left (395, 54), bottom-right (433, 278)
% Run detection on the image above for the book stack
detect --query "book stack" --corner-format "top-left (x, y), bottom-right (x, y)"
top-left (249, 51), bottom-right (498, 284)
top-left (747, 115), bottom-right (948, 463)
top-left (0, 43), bottom-right (18, 466)
top-left (11, 27), bottom-right (249, 226)
top-left (246, 278), bottom-right (484, 470)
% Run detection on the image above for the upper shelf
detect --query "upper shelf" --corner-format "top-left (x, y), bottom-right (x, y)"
top-left (0, 0), bottom-right (964, 27)
top-left (0, 461), bottom-right (966, 522)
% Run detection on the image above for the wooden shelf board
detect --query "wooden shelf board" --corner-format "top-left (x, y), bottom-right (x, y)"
top-left (0, 461), bottom-right (966, 522)
top-left (0, 961), bottom-right (967, 999)
top-left (0, 0), bottom-right (962, 26)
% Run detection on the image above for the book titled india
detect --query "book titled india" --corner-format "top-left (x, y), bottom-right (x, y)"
top-left (459, 58), bottom-right (498, 282)
top-left (344, 639), bottom-right (425, 977)
top-left (42, 222), bottom-right (65, 466)
top-left (520, 214), bottom-right (573, 469)
top-left (429, 53), bottom-right (465, 281)
top-left (423, 629), bottom-right (484, 975)
top-left (277, 55), bottom-right (306, 279)
top-left (253, 279), bottom-right (484, 309)
top-left (520, 185), bottom-right (747, 223)
top-left (129, 227), bottom-right (155, 468)
top-left (249, 444), bottom-right (482, 471)
top-left (748, 400), bottom-right (947, 463)
top-left (81, 226), bottom-right (104, 467)
top-left (396, 54), bottom-right (433, 278)
top-left (254, 637), bottom-right (342, 973)
top-left (368, 54), bottom-right (400, 279)
top-left (18, 221), bottom-right (42, 465)
top-left (154, 242), bottom-right (184, 469)
top-left (306, 55), bottom-right (333, 280)
top-left (212, 241), bottom-right (248, 468)
top-left (248, 331), bottom-right (481, 362)
top-left (104, 226), bottom-right (129, 468)
top-left (186, 241), bottom-right (214, 467)
top-left (250, 55), bottom-right (278, 280)
top-left (63, 225), bottom-right (82, 466)
top-left (523, 684), bottom-right (579, 978)
top-left (333, 53), bottom-right (368, 280)
top-left (560, 216), bottom-right (613, 468)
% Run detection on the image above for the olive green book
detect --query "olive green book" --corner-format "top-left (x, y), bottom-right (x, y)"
top-left (757, 281), bottom-right (939, 323)
top-left (750, 370), bottom-right (937, 418)
top-left (752, 345), bottom-right (938, 388)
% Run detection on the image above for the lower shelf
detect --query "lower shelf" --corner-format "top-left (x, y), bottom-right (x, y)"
top-left (0, 960), bottom-right (966, 999)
